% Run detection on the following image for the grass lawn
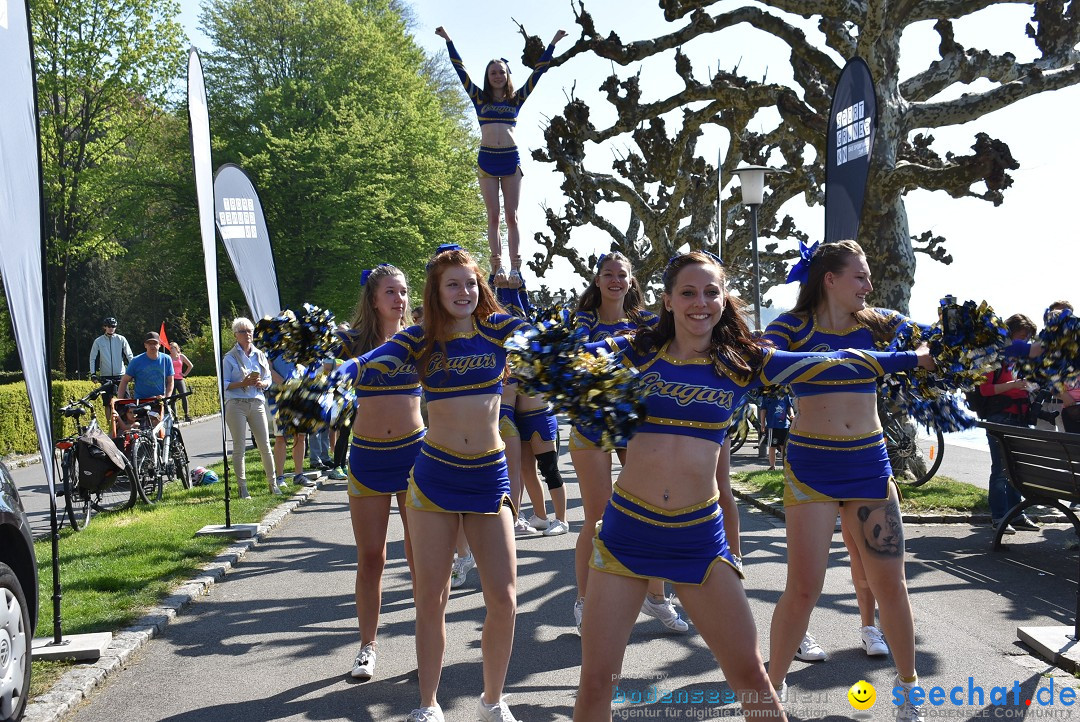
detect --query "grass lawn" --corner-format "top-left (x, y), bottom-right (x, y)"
top-left (732, 469), bottom-right (990, 515)
top-left (31, 448), bottom-right (292, 697)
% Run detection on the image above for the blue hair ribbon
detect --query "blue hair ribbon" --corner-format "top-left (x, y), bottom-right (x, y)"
top-left (360, 263), bottom-right (391, 286)
top-left (427, 243), bottom-right (464, 270)
top-left (785, 240), bottom-right (820, 285)
top-left (500, 58), bottom-right (511, 74)
top-left (596, 253), bottom-right (607, 270)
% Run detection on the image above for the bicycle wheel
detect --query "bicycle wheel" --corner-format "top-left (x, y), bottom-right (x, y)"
top-left (887, 413), bottom-right (945, 488)
top-left (169, 427), bottom-right (192, 489)
top-left (90, 457), bottom-right (137, 513)
top-left (61, 449), bottom-right (91, 531)
top-left (909, 418), bottom-right (945, 487)
top-left (132, 436), bottom-right (162, 503)
top-left (729, 418), bottom-right (749, 453)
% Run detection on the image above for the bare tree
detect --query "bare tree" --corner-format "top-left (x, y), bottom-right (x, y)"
top-left (520, 0), bottom-right (1080, 311)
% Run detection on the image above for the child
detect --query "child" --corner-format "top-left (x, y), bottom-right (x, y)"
top-left (758, 393), bottom-right (794, 470)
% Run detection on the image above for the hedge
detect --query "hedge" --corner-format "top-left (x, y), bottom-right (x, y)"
top-left (0, 376), bottom-right (223, 457)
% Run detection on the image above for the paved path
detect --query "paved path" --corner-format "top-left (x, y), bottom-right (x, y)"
top-left (39, 439), bottom-right (1080, 722)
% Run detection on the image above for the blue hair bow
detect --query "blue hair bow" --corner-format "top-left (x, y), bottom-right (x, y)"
top-left (500, 58), bottom-right (511, 74)
top-left (360, 263), bottom-right (391, 286)
top-left (596, 253), bottom-right (607, 270)
top-left (785, 240), bottom-right (820, 285)
top-left (427, 243), bottom-right (463, 270)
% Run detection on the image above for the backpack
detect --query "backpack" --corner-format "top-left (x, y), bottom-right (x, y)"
top-left (964, 368), bottom-right (1007, 419)
top-left (75, 427), bottom-right (128, 493)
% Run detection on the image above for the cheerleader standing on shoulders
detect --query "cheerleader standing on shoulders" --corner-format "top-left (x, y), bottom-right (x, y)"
top-left (571, 251), bottom-right (932, 721)
top-left (569, 252), bottom-right (688, 634)
top-left (436, 25), bottom-right (567, 287)
top-left (336, 246), bottom-right (530, 722)
top-left (339, 265), bottom-right (424, 682)
top-left (763, 240), bottom-right (935, 722)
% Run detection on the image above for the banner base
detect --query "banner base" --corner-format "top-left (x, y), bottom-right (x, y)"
top-left (195, 523), bottom-right (258, 539)
top-left (31, 632), bottom-right (112, 661)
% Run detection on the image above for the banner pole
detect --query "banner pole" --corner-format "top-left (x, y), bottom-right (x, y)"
top-left (48, 480), bottom-right (63, 644)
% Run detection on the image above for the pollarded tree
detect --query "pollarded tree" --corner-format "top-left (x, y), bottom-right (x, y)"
top-left (523, 0), bottom-right (1079, 312)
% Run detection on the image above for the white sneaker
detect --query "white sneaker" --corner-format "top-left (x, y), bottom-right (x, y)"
top-left (513, 516), bottom-right (537, 535)
top-left (476, 696), bottom-right (521, 722)
top-left (543, 519), bottom-right (569, 536)
top-left (350, 641), bottom-right (377, 680)
top-left (776, 680), bottom-right (787, 704)
top-left (527, 513), bottom-right (550, 530)
top-left (795, 632), bottom-right (828, 661)
top-left (573, 597), bottom-right (584, 634)
top-left (405, 706), bottom-right (444, 722)
top-left (895, 677), bottom-right (925, 722)
top-left (640, 594), bottom-right (689, 632)
top-left (861, 625), bottom-right (889, 656)
top-left (450, 554), bottom-right (476, 589)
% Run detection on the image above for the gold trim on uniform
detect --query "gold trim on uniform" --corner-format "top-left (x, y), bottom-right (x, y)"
top-left (790, 428), bottom-right (883, 441)
top-left (421, 438), bottom-right (506, 460)
top-left (787, 438), bottom-right (886, 452)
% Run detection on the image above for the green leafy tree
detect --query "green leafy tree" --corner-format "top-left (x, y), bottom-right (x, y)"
top-left (201, 0), bottom-right (484, 319)
top-left (32, 0), bottom-right (186, 371)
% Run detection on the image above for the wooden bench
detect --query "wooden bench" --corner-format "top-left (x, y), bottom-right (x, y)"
top-left (980, 421), bottom-right (1080, 669)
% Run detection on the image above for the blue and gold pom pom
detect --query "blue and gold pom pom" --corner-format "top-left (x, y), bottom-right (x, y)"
top-left (255, 304), bottom-right (340, 367)
top-left (271, 375), bottom-right (356, 433)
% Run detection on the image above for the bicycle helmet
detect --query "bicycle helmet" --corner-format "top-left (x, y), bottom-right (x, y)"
top-left (102, 316), bottom-right (118, 327)
top-left (199, 469), bottom-right (219, 485)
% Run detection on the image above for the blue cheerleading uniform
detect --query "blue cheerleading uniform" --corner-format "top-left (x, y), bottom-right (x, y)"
top-left (338, 314), bottom-right (530, 514)
top-left (763, 309), bottom-right (916, 505)
top-left (446, 40), bottom-right (555, 178)
top-left (337, 328), bottom-right (426, 498)
top-left (586, 336), bottom-right (921, 584)
top-left (568, 309), bottom-right (659, 451)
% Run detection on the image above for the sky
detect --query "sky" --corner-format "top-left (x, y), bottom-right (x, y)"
top-left (177, 0), bottom-right (1078, 327)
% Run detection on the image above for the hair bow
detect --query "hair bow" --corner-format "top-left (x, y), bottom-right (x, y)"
top-left (500, 58), bottom-right (511, 74)
top-left (427, 243), bottom-right (463, 270)
top-left (596, 253), bottom-right (607, 270)
top-left (785, 240), bottom-right (820, 285)
top-left (360, 263), bottom-right (391, 286)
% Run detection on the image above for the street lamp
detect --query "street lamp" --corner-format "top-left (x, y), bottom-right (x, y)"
top-left (732, 164), bottom-right (782, 331)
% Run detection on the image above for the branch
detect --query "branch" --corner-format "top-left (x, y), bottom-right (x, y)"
top-left (907, 62), bottom-right (1080, 128)
top-left (900, 20), bottom-right (1022, 102)
top-left (907, 0), bottom-right (1039, 24)
top-left (660, 0), bottom-right (863, 23)
top-left (881, 132), bottom-right (1018, 205)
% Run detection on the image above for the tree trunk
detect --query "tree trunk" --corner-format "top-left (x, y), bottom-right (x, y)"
top-left (861, 194), bottom-right (915, 315)
top-left (55, 266), bottom-right (68, 375)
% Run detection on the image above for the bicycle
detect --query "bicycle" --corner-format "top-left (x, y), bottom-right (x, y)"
top-left (727, 399), bottom-right (762, 454)
top-left (54, 383), bottom-right (138, 530)
top-left (879, 394), bottom-right (945, 487)
top-left (122, 392), bottom-right (193, 503)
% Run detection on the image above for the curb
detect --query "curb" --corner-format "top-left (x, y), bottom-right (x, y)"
top-left (22, 479), bottom-right (321, 722)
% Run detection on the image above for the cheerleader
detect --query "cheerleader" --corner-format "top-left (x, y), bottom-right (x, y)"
top-left (336, 246), bottom-right (530, 722)
top-left (339, 265), bottom-right (423, 682)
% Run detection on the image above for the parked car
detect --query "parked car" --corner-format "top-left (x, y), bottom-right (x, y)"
top-left (0, 461), bottom-right (37, 721)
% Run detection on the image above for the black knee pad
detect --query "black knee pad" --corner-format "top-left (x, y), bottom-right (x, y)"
top-left (536, 450), bottom-right (563, 489)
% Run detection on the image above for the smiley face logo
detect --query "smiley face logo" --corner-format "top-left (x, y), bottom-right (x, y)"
top-left (848, 680), bottom-right (876, 710)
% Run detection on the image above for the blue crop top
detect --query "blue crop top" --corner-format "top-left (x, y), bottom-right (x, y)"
top-left (574, 309), bottom-right (659, 342)
top-left (446, 41), bottom-right (555, 127)
top-left (762, 309), bottom-right (915, 397)
top-left (336, 328), bottom-right (421, 399)
top-left (597, 336), bottom-right (919, 444)
top-left (337, 314), bottom-right (528, 402)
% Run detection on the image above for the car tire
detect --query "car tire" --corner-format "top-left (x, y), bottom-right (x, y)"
top-left (0, 562), bottom-right (31, 722)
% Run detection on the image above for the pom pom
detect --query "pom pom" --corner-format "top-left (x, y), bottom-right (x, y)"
top-left (877, 298), bottom-right (1010, 432)
top-left (270, 375), bottom-right (356, 433)
top-left (1017, 306), bottom-right (1080, 389)
top-left (506, 312), bottom-right (644, 450)
top-left (254, 303), bottom-right (340, 367)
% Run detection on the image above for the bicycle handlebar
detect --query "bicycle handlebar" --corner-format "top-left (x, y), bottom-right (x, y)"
top-left (60, 381), bottom-right (117, 417)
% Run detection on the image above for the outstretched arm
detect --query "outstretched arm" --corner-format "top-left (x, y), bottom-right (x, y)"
top-left (334, 333), bottom-right (416, 385)
top-left (438, 26), bottom-right (482, 104)
top-left (515, 29), bottom-right (567, 104)
top-left (758, 347), bottom-right (928, 388)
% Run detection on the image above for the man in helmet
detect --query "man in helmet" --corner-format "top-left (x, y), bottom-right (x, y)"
top-left (89, 316), bottom-right (133, 411)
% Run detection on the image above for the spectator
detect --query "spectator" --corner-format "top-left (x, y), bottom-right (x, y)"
top-left (267, 352), bottom-right (310, 489)
top-left (979, 313), bottom-right (1040, 533)
top-left (89, 316), bottom-right (133, 410)
top-left (306, 359), bottom-right (335, 473)
top-left (168, 342), bottom-right (194, 422)
top-left (758, 393), bottom-right (794, 471)
top-left (411, 306), bottom-right (423, 325)
top-left (222, 317), bottom-right (278, 499)
top-left (1047, 301), bottom-right (1079, 434)
top-left (117, 332), bottom-right (174, 401)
